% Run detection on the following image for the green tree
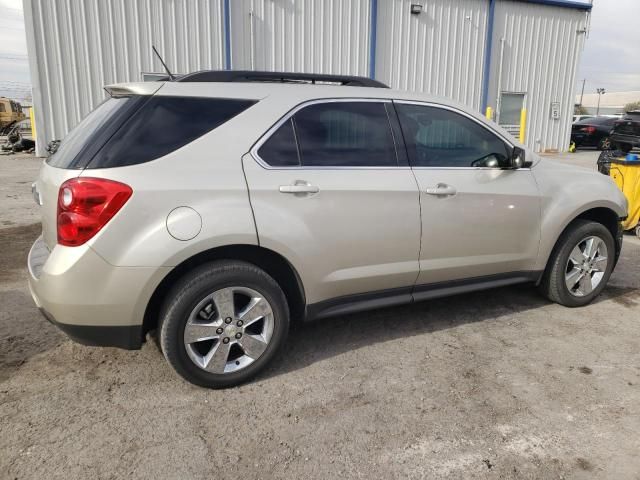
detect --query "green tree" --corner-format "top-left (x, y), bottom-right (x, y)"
top-left (623, 100), bottom-right (640, 113)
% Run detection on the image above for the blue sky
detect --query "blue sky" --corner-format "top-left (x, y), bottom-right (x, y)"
top-left (0, 0), bottom-right (638, 101)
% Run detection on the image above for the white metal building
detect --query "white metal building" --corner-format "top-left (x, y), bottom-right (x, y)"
top-left (24, 0), bottom-right (592, 156)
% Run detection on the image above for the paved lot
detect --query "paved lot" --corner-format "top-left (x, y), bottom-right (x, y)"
top-left (1, 151), bottom-right (640, 479)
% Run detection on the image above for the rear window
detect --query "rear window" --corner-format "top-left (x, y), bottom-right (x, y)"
top-left (47, 97), bottom-right (132, 168)
top-left (48, 96), bottom-right (256, 169)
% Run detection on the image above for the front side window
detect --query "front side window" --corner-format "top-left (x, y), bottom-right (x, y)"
top-left (396, 104), bottom-right (512, 168)
top-left (293, 102), bottom-right (397, 167)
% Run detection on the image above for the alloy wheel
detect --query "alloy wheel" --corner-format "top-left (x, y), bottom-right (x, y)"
top-left (183, 286), bottom-right (274, 374)
top-left (564, 236), bottom-right (609, 297)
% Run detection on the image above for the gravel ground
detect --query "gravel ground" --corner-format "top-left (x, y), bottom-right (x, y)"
top-left (1, 151), bottom-right (640, 479)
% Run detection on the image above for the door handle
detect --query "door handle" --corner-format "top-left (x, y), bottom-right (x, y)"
top-left (279, 183), bottom-right (320, 194)
top-left (425, 183), bottom-right (457, 196)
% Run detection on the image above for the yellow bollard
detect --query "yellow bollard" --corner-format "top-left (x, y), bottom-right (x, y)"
top-left (29, 106), bottom-right (37, 140)
top-left (519, 108), bottom-right (527, 144)
top-left (485, 106), bottom-right (493, 120)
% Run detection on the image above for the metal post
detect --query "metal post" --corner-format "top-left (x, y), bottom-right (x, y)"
top-left (249, 10), bottom-right (255, 71)
top-left (596, 87), bottom-right (605, 116)
top-left (495, 38), bottom-right (505, 124)
top-left (579, 78), bottom-right (586, 107)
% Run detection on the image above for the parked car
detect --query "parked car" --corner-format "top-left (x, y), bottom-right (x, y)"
top-left (611, 111), bottom-right (640, 153)
top-left (570, 116), bottom-right (617, 150)
top-left (28, 71), bottom-right (627, 388)
top-left (573, 114), bottom-right (594, 123)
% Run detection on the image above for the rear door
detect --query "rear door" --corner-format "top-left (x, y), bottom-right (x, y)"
top-left (242, 99), bottom-right (422, 306)
top-left (394, 101), bottom-right (541, 288)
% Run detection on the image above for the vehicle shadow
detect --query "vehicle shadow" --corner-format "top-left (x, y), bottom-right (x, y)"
top-left (261, 282), bottom-right (640, 381)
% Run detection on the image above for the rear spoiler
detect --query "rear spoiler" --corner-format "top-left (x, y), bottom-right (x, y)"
top-left (104, 82), bottom-right (163, 98)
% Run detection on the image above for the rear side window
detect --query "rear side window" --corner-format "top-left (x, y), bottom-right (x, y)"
top-left (88, 97), bottom-right (256, 168)
top-left (257, 118), bottom-right (300, 166)
top-left (294, 102), bottom-right (397, 167)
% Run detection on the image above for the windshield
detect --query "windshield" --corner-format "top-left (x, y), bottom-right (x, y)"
top-left (47, 97), bottom-right (130, 168)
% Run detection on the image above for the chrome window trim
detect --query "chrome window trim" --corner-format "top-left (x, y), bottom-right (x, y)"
top-left (250, 98), bottom-right (405, 171)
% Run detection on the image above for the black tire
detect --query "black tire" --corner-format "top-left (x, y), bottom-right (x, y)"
top-left (597, 137), bottom-right (612, 151)
top-left (159, 260), bottom-right (289, 388)
top-left (539, 220), bottom-right (615, 307)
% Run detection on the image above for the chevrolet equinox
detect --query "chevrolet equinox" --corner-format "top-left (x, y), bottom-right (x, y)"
top-left (28, 71), bottom-right (628, 388)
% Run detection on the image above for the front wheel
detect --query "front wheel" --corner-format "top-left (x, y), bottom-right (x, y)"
top-left (159, 261), bottom-right (290, 388)
top-left (539, 220), bottom-right (615, 307)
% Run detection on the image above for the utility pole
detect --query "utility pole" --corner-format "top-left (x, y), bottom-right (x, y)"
top-left (596, 88), bottom-right (605, 116)
top-left (579, 79), bottom-right (586, 107)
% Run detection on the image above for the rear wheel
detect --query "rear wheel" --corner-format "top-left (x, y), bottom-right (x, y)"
top-left (597, 137), bottom-right (612, 150)
top-left (540, 220), bottom-right (615, 307)
top-left (159, 261), bottom-right (289, 388)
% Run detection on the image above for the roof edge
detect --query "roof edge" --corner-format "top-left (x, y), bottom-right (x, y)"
top-left (517, 0), bottom-right (592, 11)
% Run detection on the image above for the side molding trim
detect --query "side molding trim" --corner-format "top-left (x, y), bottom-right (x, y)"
top-left (305, 271), bottom-right (543, 322)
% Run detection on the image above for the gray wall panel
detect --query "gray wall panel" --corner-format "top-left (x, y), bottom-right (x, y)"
top-left (24, 0), bottom-right (226, 155)
top-left (487, 1), bottom-right (588, 151)
top-left (375, 0), bottom-right (489, 110)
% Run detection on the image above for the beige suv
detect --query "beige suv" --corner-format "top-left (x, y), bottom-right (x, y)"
top-left (28, 71), bottom-right (627, 388)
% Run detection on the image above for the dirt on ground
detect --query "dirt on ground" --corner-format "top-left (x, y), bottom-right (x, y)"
top-left (1, 152), bottom-right (640, 479)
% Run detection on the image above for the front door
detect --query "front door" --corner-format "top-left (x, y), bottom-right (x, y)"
top-left (394, 101), bottom-right (541, 287)
top-left (242, 99), bottom-right (422, 306)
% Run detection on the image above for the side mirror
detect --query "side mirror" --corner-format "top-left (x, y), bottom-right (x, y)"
top-left (511, 147), bottom-right (525, 169)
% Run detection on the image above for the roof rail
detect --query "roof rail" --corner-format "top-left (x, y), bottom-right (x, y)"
top-left (176, 70), bottom-right (389, 88)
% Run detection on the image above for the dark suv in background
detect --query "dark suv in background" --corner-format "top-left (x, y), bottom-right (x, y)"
top-left (611, 111), bottom-right (640, 153)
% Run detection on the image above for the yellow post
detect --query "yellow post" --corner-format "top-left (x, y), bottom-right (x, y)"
top-left (29, 106), bottom-right (37, 140)
top-left (519, 108), bottom-right (527, 143)
top-left (485, 106), bottom-right (493, 120)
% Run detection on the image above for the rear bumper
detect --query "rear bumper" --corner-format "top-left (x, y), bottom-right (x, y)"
top-left (28, 236), bottom-right (170, 350)
top-left (38, 307), bottom-right (142, 349)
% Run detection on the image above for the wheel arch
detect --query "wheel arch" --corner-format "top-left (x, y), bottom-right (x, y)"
top-left (142, 244), bottom-right (306, 339)
top-left (539, 206), bottom-right (622, 283)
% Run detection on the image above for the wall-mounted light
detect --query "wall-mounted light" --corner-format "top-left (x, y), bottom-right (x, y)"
top-left (410, 4), bottom-right (423, 15)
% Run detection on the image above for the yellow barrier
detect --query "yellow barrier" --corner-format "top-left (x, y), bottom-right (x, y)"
top-left (485, 106), bottom-right (493, 120)
top-left (29, 106), bottom-right (36, 140)
top-left (519, 108), bottom-right (527, 144)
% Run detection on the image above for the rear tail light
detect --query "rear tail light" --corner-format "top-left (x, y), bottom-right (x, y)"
top-left (57, 177), bottom-right (132, 246)
top-left (580, 126), bottom-right (596, 134)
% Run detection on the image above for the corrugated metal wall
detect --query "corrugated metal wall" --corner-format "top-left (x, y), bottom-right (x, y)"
top-left (487, 1), bottom-right (588, 151)
top-left (23, 0), bottom-right (589, 155)
top-left (24, 0), bottom-right (226, 156)
top-left (375, 0), bottom-right (489, 110)
top-left (229, 0), bottom-right (371, 75)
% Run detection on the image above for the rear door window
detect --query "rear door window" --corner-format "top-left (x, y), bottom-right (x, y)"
top-left (293, 102), bottom-right (398, 167)
top-left (257, 118), bottom-right (300, 167)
